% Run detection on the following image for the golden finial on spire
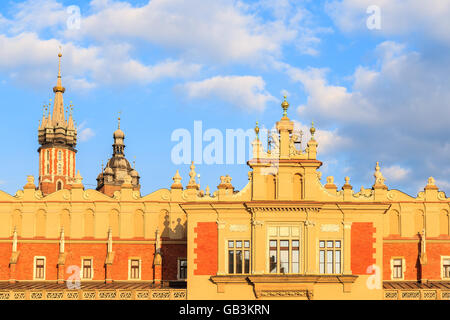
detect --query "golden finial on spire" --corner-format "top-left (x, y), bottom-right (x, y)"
top-left (101, 161), bottom-right (104, 173)
top-left (281, 95), bottom-right (289, 117)
top-left (118, 111), bottom-right (122, 129)
top-left (254, 121), bottom-right (260, 139)
top-left (57, 47), bottom-right (62, 77)
top-left (310, 121), bottom-right (316, 138)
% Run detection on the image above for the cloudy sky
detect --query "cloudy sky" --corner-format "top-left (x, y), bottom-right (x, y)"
top-left (0, 0), bottom-right (449, 197)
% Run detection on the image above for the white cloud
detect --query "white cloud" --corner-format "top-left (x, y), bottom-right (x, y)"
top-left (293, 121), bottom-right (352, 156)
top-left (0, 32), bottom-right (201, 88)
top-left (282, 39), bottom-right (450, 194)
top-left (435, 179), bottom-right (450, 191)
top-left (182, 75), bottom-right (276, 111)
top-left (5, 0), bottom-right (67, 34)
top-left (286, 65), bottom-right (378, 124)
top-left (326, 0), bottom-right (450, 45)
top-left (383, 165), bottom-right (410, 182)
top-left (79, 128), bottom-right (95, 142)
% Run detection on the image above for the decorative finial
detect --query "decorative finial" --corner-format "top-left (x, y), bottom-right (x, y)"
top-left (118, 111), bottom-right (121, 129)
top-left (57, 48), bottom-right (62, 79)
top-left (310, 121), bottom-right (316, 138)
top-left (281, 95), bottom-right (289, 117)
top-left (171, 170), bottom-right (183, 189)
top-left (101, 161), bottom-right (104, 173)
top-left (254, 121), bottom-right (260, 139)
top-left (374, 161), bottom-right (386, 186)
top-left (186, 161), bottom-right (200, 190)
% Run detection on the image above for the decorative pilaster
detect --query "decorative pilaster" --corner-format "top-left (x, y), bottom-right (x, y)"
top-left (304, 220), bottom-right (316, 275)
top-left (216, 220), bottom-right (226, 275)
top-left (153, 228), bottom-right (162, 286)
top-left (9, 227), bottom-right (20, 284)
top-left (57, 227), bottom-right (67, 284)
top-left (105, 227), bottom-right (115, 283)
top-left (342, 222), bottom-right (352, 275)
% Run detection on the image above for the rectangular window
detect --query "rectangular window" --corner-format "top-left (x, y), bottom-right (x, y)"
top-left (443, 258), bottom-right (450, 279)
top-left (178, 258), bottom-right (187, 280)
top-left (291, 240), bottom-right (299, 273)
top-left (269, 240), bottom-right (277, 273)
top-left (35, 257), bottom-right (45, 280)
top-left (82, 259), bottom-right (92, 279)
top-left (228, 240), bottom-right (250, 274)
top-left (319, 240), bottom-right (341, 274)
top-left (268, 238), bottom-right (301, 274)
top-left (392, 259), bottom-right (403, 279)
top-left (130, 259), bottom-right (140, 280)
top-left (280, 240), bottom-right (289, 273)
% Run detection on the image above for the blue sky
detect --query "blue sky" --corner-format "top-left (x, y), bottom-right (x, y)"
top-left (0, 0), bottom-right (449, 197)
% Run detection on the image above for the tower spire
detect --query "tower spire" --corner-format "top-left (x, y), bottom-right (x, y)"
top-left (38, 49), bottom-right (78, 196)
top-left (52, 50), bottom-right (66, 126)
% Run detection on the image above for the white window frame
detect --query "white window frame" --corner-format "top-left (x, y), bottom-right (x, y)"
top-left (33, 256), bottom-right (46, 280)
top-left (390, 257), bottom-right (405, 280)
top-left (227, 239), bottom-right (251, 275)
top-left (442, 256), bottom-right (450, 280)
top-left (128, 258), bottom-right (141, 280)
top-left (318, 239), bottom-right (342, 275)
top-left (177, 258), bottom-right (187, 280)
top-left (81, 257), bottom-right (94, 280)
top-left (266, 225), bottom-right (302, 274)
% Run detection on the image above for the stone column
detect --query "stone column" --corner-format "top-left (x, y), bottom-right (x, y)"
top-left (251, 218), bottom-right (265, 274)
top-left (153, 253), bottom-right (162, 286)
top-left (217, 221), bottom-right (226, 275)
top-left (343, 222), bottom-right (352, 275)
top-left (305, 220), bottom-right (316, 275)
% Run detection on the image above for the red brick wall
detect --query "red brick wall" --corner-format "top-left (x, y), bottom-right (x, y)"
top-left (161, 244), bottom-right (186, 280)
top-left (0, 243), bottom-right (12, 279)
top-left (383, 241), bottom-right (450, 280)
top-left (193, 222), bottom-right (217, 276)
top-left (351, 222), bottom-right (376, 274)
top-left (0, 241), bottom-right (186, 281)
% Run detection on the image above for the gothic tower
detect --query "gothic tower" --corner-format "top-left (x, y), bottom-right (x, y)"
top-left (38, 52), bottom-right (77, 195)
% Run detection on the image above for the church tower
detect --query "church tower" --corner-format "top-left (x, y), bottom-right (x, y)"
top-left (96, 117), bottom-right (140, 197)
top-left (38, 52), bottom-right (77, 195)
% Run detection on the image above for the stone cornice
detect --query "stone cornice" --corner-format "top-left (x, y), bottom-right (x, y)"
top-left (244, 202), bottom-right (322, 213)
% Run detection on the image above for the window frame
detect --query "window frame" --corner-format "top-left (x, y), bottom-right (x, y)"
top-left (442, 256), bottom-right (450, 280)
top-left (81, 257), bottom-right (94, 280)
top-left (227, 239), bottom-right (251, 275)
top-left (33, 256), bottom-right (46, 280)
top-left (128, 258), bottom-right (141, 280)
top-left (390, 257), bottom-right (405, 280)
top-left (318, 240), bottom-right (342, 275)
top-left (266, 225), bottom-right (302, 275)
top-left (177, 258), bottom-right (187, 280)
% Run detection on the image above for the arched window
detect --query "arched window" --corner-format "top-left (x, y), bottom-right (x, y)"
top-left (56, 181), bottom-right (63, 191)
top-left (57, 163), bottom-right (62, 175)
top-left (58, 150), bottom-right (62, 161)
top-left (46, 164), bottom-right (50, 175)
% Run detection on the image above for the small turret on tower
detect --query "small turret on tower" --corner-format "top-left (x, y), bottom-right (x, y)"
top-left (96, 116), bottom-right (141, 197)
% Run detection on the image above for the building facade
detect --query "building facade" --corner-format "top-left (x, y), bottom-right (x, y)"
top-left (0, 54), bottom-right (448, 300)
